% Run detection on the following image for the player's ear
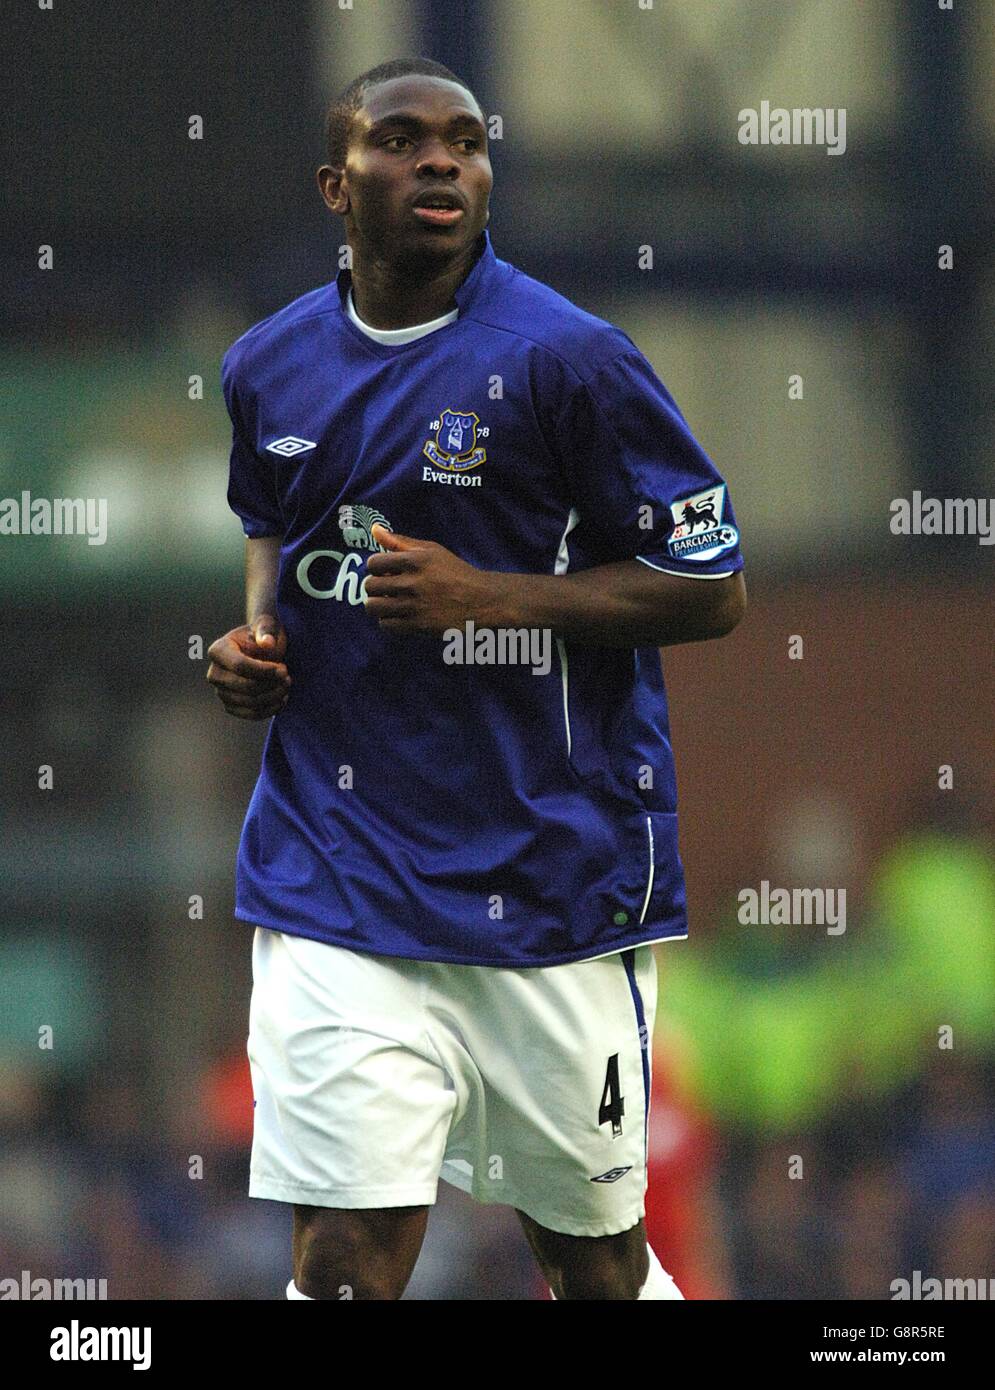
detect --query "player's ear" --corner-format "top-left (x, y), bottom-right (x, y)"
top-left (317, 165), bottom-right (350, 215)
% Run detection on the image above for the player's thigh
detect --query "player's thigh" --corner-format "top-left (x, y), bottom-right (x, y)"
top-left (293, 1203), bottom-right (430, 1300)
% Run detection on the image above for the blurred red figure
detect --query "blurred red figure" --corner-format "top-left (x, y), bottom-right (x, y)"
top-left (643, 1046), bottom-right (731, 1300)
top-left (202, 1051), bottom-right (255, 1147)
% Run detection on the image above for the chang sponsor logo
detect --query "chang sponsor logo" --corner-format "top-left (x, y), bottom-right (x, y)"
top-left (296, 504), bottom-right (392, 603)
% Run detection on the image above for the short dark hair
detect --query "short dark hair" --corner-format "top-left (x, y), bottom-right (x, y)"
top-left (324, 57), bottom-right (476, 170)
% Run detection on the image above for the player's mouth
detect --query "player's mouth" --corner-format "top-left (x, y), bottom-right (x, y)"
top-left (412, 191), bottom-right (466, 226)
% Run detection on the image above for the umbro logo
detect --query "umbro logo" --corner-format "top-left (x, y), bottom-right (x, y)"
top-left (266, 436), bottom-right (317, 457)
top-left (590, 1166), bottom-right (632, 1184)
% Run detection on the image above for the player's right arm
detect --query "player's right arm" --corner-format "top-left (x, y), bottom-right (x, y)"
top-left (206, 536), bottom-right (291, 720)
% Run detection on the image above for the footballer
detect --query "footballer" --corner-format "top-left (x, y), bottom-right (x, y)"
top-left (207, 57), bottom-right (746, 1301)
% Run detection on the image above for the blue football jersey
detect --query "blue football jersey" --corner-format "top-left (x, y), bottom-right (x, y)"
top-left (222, 230), bottom-right (744, 967)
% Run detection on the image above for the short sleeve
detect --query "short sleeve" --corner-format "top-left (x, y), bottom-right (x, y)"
top-left (222, 352), bottom-right (284, 538)
top-left (558, 348), bottom-right (743, 578)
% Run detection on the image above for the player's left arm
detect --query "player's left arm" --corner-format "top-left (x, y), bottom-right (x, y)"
top-left (366, 346), bottom-right (750, 647)
top-left (491, 559), bottom-right (746, 648)
top-left (364, 526), bottom-right (745, 648)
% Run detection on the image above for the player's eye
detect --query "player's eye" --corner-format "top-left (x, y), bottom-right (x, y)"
top-left (455, 138), bottom-right (480, 152)
top-left (382, 135), bottom-right (413, 151)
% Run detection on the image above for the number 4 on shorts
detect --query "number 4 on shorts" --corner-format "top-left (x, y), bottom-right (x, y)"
top-left (598, 1053), bottom-right (625, 1137)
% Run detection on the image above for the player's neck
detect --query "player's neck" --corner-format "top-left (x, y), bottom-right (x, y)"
top-left (347, 236), bottom-right (482, 330)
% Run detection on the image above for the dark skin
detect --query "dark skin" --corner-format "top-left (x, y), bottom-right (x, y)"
top-left (208, 74), bottom-right (746, 1299)
top-left (316, 74), bottom-right (493, 327)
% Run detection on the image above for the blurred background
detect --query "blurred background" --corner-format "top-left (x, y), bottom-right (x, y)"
top-left (2, 0), bottom-right (992, 1299)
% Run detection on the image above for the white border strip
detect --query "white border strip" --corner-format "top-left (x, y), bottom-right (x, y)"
top-left (636, 555), bottom-right (734, 578)
top-left (579, 932), bottom-right (688, 963)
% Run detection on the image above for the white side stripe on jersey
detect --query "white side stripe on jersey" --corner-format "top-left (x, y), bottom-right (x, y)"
top-left (638, 815), bottom-right (656, 925)
top-left (553, 508), bottom-right (581, 762)
top-left (555, 638), bottom-right (571, 757)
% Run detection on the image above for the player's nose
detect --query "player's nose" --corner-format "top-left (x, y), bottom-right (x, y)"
top-left (415, 140), bottom-right (460, 177)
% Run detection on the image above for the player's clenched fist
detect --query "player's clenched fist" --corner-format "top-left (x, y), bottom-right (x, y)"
top-left (206, 615), bottom-right (291, 720)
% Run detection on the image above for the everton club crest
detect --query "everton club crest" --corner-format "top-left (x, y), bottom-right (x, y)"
top-left (423, 409), bottom-right (487, 472)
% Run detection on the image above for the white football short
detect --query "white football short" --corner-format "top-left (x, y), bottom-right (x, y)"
top-left (247, 926), bottom-right (658, 1238)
